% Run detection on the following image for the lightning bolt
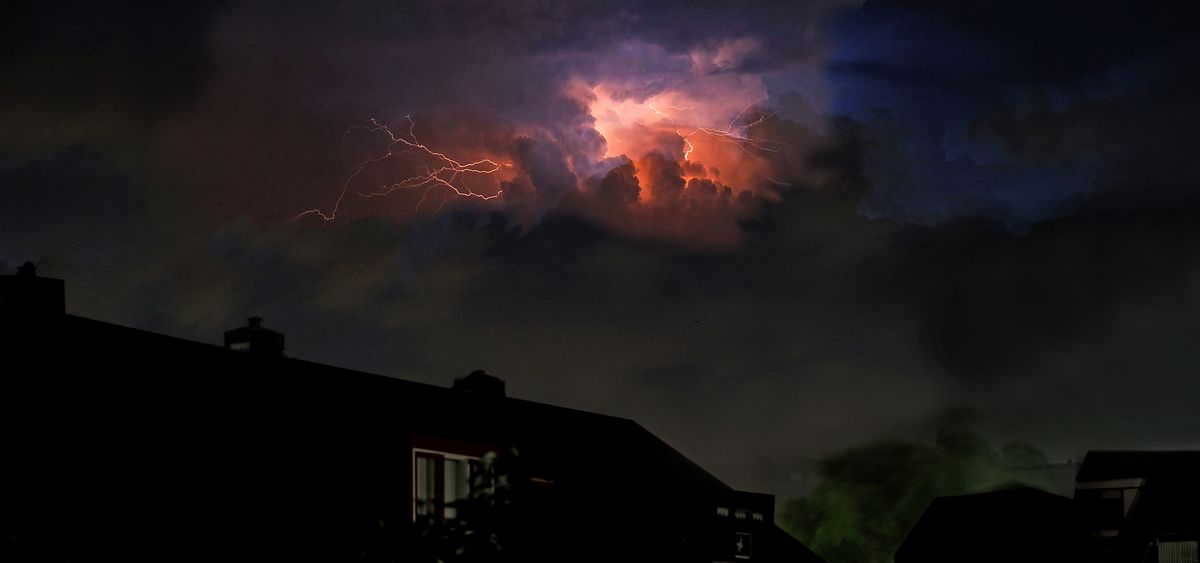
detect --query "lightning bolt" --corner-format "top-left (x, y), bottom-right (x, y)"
top-left (707, 104), bottom-right (781, 150)
top-left (676, 104), bottom-right (788, 160)
top-left (295, 116), bottom-right (509, 223)
top-left (647, 103), bottom-right (694, 118)
top-left (648, 101), bottom-right (781, 162)
top-left (679, 130), bottom-right (696, 161)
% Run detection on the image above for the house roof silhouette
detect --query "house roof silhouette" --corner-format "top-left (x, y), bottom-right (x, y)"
top-left (2, 272), bottom-right (824, 563)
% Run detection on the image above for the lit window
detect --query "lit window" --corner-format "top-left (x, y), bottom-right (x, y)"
top-left (734, 532), bottom-right (752, 560)
top-left (1159, 540), bottom-right (1199, 563)
top-left (413, 448), bottom-right (481, 522)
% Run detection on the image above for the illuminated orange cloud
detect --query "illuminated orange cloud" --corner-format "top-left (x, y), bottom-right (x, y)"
top-left (295, 47), bottom-right (802, 248)
top-left (572, 77), bottom-right (784, 204)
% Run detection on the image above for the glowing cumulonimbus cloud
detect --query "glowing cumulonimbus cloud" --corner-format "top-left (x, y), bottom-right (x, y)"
top-left (297, 69), bottom-right (786, 226)
top-left (577, 79), bottom-right (787, 201)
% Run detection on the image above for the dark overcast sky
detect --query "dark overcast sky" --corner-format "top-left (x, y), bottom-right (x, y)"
top-left (4, 0), bottom-right (1200, 495)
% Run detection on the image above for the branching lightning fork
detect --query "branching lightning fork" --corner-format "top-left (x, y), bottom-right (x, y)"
top-left (687, 105), bottom-right (789, 160)
top-left (296, 117), bottom-right (509, 222)
top-left (651, 102), bottom-right (787, 161)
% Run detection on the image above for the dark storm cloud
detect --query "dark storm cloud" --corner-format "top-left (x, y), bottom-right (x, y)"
top-left (830, 0), bottom-right (1197, 92)
top-left (826, 0), bottom-right (1200, 227)
top-left (806, 115), bottom-right (1200, 461)
top-left (908, 209), bottom-right (1200, 450)
top-left (0, 1), bottom-right (221, 156)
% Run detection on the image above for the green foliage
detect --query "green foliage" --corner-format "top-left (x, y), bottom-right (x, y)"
top-left (779, 432), bottom-right (1055, 563)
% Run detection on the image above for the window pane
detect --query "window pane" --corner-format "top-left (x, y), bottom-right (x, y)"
top-left (444, 458), bottom-right (473, 519)
top-left (415, 456), bottom-right (439, 517)
top-left (413, 449), bottom-right (485, 522)
top-left (458, 460), bottom-right (472, 500)
top-left (469, 459), bottom-right (492, 496)
top-left (444, 459), bottom-right (459, 519)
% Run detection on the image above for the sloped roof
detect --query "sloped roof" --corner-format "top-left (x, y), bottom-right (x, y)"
top-left (896, 486), bottom-right (1086, 563)
top-left (3, 312), bottom-right (824, 562)
top-left (15, 313), bottom-right (738, 500)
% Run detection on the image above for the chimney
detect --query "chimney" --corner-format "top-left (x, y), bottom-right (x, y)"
top-left (224, 316), bottom-right (285, 356)
top-left (452, 370), bottom-right (506, 398)
top-left (0, 261), bottom-right (65, 317)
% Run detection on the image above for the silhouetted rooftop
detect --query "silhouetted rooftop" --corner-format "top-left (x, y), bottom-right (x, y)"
top-left (897, 486), bottom-right (1085, 563)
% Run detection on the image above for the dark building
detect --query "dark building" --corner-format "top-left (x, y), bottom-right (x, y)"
top-left (897, 452), bottom-right (1200, 563)
top-left (1074, 451), bottom-right (1200, 563)
top-left (0, 266), bottom-right (824, 563)
top-left (895, 486), bottom-right (1088, 563)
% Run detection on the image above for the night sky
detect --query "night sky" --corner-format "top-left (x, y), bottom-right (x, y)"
top-left (4, 0), bottom-right (1200, 495)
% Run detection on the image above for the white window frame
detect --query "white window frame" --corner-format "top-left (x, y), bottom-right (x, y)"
top-left (412, 448), bottom-right (482, 522)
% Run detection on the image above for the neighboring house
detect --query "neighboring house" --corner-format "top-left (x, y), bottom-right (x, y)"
top-left (897, 451), bottom-right (1200, 563)
top-left (895, 486), bottom-right (1087, 563)
top-left (1075, 451), bottom-right (1200, 563)
top-left (0, 265), bottom-right (824, 563)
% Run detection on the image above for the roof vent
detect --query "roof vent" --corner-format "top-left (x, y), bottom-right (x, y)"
top-left (0, 261), bottom-right (65, 316)
top-left (452, 370), bottom-right (506, 398)
top-left (224, 316), bottom-right (285, 356)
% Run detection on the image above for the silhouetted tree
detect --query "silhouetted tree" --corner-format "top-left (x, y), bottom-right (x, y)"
top-left (779, 432), bottom-right (1057, 563)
